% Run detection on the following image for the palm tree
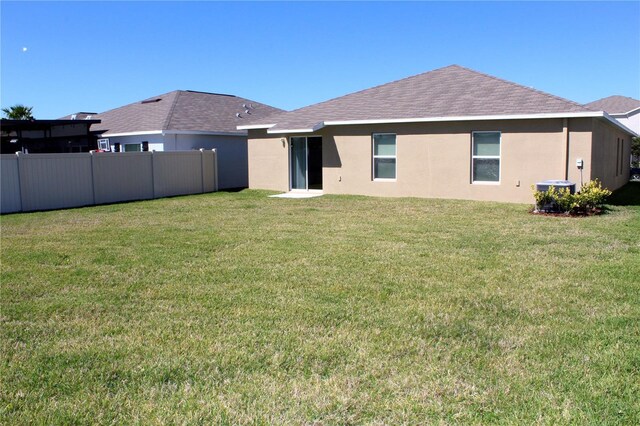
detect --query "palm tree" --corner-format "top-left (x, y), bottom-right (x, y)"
top-left (2, 104), bottom-right (34, 120)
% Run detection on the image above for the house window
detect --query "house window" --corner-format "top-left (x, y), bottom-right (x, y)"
top-left (616, 138), bottom-right (620, 176)
top-left (97, 138), bottom-right (110, 151)
top-left (373, 133), bottom-right (396, 180)
top-left (619, 138), bottom-right (624, 176)
top-left (472, 131), bottom-right (501, 183)
top-left (124, 143), bottom-right (142, 152)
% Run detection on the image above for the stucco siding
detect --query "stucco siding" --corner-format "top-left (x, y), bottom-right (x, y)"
top-left (322, 120), bottom-right (570, 203)
top-left (591, 119), bottom-right (632, 191)
top-left (247, 130), bottom-right (290, 191)
top-left (246, 117), bottom-right (630, 203)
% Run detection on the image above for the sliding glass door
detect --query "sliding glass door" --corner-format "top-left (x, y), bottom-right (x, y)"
top-left (291, 137), bottom-right (307, 190)
top-left (290, 136), bottom-right (322, 190)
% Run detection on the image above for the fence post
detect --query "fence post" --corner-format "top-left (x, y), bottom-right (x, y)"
top-left (151, 151), bottom-right (156, 199)
top-left (213, 149), bottom-right (218, 192)
top-left (15, 152), bottom-right (24, 212)
top-left (90, 150), bottom-right (97, 205)
top-left (199, 149), bottom-right (205, 193)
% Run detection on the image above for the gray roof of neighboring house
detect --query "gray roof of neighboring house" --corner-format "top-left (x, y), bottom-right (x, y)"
top-left (584, 95), bottom-right (640, 115)
top-left (62, 90), bottom-right (284, 135)
top-left (245, 65), bottom-right (595, 133)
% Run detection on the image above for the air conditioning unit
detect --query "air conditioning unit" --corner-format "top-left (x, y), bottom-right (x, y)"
top-left (534, 180), bottom-right (576, 212)
top-left (535, 180), bottom-right (576, 194)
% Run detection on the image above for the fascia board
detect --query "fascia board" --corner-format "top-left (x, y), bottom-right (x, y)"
top-left (237, 124), bottom-right (276, 130)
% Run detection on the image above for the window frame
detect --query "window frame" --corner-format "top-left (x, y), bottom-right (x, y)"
top-left (372, 133), bottom-right (397, 181)
top-left (97, 138), bottom-right (110, 151)
top-left (471, 131), bottom-right (501, 185)
top-left (123, 143), bottom-right (142, 152)
top-left (616, 138), bottom-right (620, 176)
top-left (619, 138), bottom-right (624, 176)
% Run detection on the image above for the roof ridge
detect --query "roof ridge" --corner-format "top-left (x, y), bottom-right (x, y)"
top-left (453, 65), bottom-right (591, 112)
top-left (96, 89), bottom-right (179, 115)
top-left (285, 65), bottom-right (461, 115)
top-left (163, 90), bottom-right (183, 130)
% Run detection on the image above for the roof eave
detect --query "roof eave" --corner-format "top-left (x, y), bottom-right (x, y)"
top-left (98, 129), bottom-right (247, 137)
top-left (256, 111), bottom-right (640, 136)
top-left (236, 123), bottom-right (276, 130)
top-left (601, 112), bottom-right (639, 137)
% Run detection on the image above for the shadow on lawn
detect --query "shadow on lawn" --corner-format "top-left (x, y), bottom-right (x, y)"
top-left (608, 182), bottom-right (640, 207)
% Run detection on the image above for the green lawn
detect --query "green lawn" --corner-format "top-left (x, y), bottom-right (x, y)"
top-left (2, 185), bottom-right (639, 424)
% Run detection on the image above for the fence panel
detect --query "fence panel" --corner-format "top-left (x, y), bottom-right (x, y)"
top-left (1, 155), bottom-right (22, 213)
top-left (93, 152), bottom-right (154, 204)
top-left (0, 150), bottom-right (217, 213)
top-left (202, 149), bottom-right (218, 192)
top-left (153, 151), bottom-right (204, 198)
top-left (19, 153), bottom-right (94, 212)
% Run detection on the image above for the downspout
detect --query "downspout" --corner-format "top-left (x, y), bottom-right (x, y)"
top-left (563, 118), bottom-right (570, 180)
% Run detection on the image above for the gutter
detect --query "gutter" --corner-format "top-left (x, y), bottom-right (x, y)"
top-left (239, 111), bottom-right (638, 137)
top-left (98, 129), bottom-right (248, 138)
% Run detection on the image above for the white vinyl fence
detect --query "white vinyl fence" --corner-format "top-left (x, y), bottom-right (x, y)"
top-left (1, 150), bottom-right (217, 214)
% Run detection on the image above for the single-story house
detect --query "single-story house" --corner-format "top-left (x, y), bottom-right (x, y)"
top-left (63, 90), bottom-right (283, 189)
top-left (585, 95), bottom-right (640, 136)
top-left (240, 65), bottom-right (637, 203)
top-left (0, 118), bottom-right (101, 154)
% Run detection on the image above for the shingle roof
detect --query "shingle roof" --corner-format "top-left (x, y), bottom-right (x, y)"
top-left (249, 65), bottom-right (593, 132)
top-left (584, 95), bottom-right (640, 115)
top-left (63, 90), bottom-right (284, 135)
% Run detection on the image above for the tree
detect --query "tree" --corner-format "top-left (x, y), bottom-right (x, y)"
top-left (632, 137), bottom-right (640, 167)
top-left (2, 104), bottom-right (34, 120)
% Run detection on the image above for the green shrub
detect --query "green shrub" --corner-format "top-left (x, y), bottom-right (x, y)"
top-left (532, 185), bottom-right (557, 212)
top-left (553, 187), bottom-right (576, 213)
top-left (572, 179), bottom-right (611, 212)
top-left (531, 179), bottom-right (611, 214)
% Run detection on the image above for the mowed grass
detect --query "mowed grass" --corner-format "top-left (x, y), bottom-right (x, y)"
top-left (1, 185), bottom-right (639, 424)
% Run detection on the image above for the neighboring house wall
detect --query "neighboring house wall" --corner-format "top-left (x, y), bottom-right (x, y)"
top-left (611, 111), bottom-right (640, 136)
top-left (105, 134), bottom-right (247, 189)
top-left (248, 117), bottom-right (626, 204)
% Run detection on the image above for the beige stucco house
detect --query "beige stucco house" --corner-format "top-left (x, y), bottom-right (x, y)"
top-left (240, 65), bottom-right (637, 203)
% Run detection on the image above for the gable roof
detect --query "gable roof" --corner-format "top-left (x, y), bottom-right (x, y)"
top-left (584, 95), bottom-right (640, 115)
top-left (239, 65), bottom-right (631, 134)
top-left (63, 90), bottom-right (284, 136)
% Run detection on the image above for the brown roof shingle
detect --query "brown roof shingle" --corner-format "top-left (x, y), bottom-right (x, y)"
top-left (66, 90), bottom-right (284, 135)
top-left (254, 65), bottom-right (593, 132)
top-left (584, 95), bottom-right (640, 115)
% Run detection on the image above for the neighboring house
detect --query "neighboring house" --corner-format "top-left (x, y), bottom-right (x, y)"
top-left (585, 95), bottom-right (640, 135)
top-left (0, 119), bottom-right (101, 154)
top-left (240, 65), bottom-right (637, 203)
top-left (63, 90), bottom-right (283, 189)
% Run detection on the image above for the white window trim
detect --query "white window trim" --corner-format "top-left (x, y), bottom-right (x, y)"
top-left (372, 133), bottom-right (397, 181)
top-left (97, 138), bottom-right (110, 151)
top-left (123, 143), bottom-right (143, 152)
top-left (471, 131), bottom-right (501, 185)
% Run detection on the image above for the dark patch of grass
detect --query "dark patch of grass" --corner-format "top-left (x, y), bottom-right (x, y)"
top-left (608, 181), bottom-right (640, 206)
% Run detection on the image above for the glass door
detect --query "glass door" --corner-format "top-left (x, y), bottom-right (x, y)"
top-left (291, 137), bottom-right (307, 190)
top-left (290, 136), bottom-right (322, 190)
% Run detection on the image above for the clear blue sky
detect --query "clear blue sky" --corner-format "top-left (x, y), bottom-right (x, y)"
top-left (1, 1), bottom-right (639, 119)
